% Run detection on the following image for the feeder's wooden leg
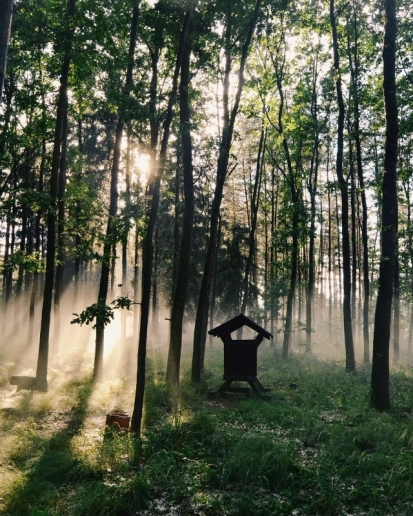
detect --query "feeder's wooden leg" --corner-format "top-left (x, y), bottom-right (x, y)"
top-left (255, 378), bottom-right (270, 392)
top-left (218, 380), bottom-right (232, 395)
top-left (249, 379), bottom-right (263, 394)
top-left (249, 378), bottom-right (271, 396)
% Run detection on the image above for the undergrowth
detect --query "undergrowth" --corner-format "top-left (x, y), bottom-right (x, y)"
top-left (1, 349), bottom-right (413, 515)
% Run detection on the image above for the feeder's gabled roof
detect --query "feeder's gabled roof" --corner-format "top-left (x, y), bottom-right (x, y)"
top-left (208, 314), bottom-right (272, 340)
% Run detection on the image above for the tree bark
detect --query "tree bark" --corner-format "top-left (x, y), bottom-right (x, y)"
top-left (192, 0), bottom-right (261, 382)
top-left (371, 0), bottom-right (398, 410)
top-left (36, 0), bottom-right (77, 391)
top-left (131, 11), bottom-right (190, 435)
top-left (349, 1), bottom-right (371, 364)
top-left (0, 0), bottom-right (13, 102)
top-left (271, 39), bottom-right (300, 359)
top-left (306, 62), bottom-right (320, 354)
top-left (171, 152), bottom-right (181, 304)
top-left (270, 167), bottom-right (278, 345)
top-left (53, 104), bottom-right (68, 352)
top-left (93, 4), bottom-right (140, 382)
top-left (330, 0), bottom-right (356, 371)
top-left (166, 15), bottom-right (195, 388)
top-left (26, 137), bottom-right (45, 348)
top-left (240, 124), bottom-right (265, 320)
top-left (393, 250), bottom-right (400, 361)
top-left (120, 127), bottom-right (132, 346)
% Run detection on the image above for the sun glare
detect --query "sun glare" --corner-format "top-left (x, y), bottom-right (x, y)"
top-left (133, 151), bottom-right (151, 184)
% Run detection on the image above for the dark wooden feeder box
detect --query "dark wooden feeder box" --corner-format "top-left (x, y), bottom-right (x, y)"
top-left (208, 314), bottom-right (272, 397)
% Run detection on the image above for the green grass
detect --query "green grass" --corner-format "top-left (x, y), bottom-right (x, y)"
top-left (1, 349), bottom-right (413, 514)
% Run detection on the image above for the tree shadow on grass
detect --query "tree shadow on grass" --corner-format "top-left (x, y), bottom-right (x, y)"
top-left (0, 378), bottom-right (93, 514)
top-left (1, 377), bottom-right (151, 516)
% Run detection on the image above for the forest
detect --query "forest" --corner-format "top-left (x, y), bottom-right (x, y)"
top-left (0, 0), bottom-right (412, 514)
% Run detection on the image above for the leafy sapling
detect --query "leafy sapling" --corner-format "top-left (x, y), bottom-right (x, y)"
top-left (71, 296), bottom-right (138, 329)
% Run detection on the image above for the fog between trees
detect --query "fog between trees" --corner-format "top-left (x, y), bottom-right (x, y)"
top-left (0, 0), bottom-right (405, 428)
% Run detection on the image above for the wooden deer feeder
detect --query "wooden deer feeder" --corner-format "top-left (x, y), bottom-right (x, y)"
top-left (208, 314), bottom-right (272, 396)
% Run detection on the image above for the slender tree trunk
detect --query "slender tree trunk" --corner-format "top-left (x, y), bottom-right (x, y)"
top-left (306, 68), bottom-right (320, 354)
top-left (36, 0), bottom-right (77, 391)
top-left (151, 225), bottom-right (159, 332)
top-left (131, 13), bottom-right (189, 435)
top-left (356, 136), bottom-right (370, 361)
top-left (166, 16), bottom-right (195, 387)
top-left (371, 0), bottom-right (398, 410)
top-left (350, 148), bottom-right (357, 322)
top-left (16, 163), bottom-right (29, 296)
top-left (270, 169), bottom-right (278, 346)
top-left (2, 211), bottom-right (10, 298)
top-left (93, 5), bottom-right (140, 382)
top-left (393, 250), bottom-right (400, 361)
top-left (121, 127), bottom-right (132, 346)
top-left (73, 118), bottom-right (83, 310)
top-left (171, 152), bottom-right (181, 304)
top-left (240, 125), bottom-right (265, 319)
top-left (53, 105), bottom-right (68, 352)
top-left (351, 16), bottom-right (370, 363)
top-left (0, 70), bottom-right (13, 173)
top-left (334, 189), bottom-right (342, 300)
top-left (208, 215), bottom-right (221, 348)
top-left (283, 207), bottom-right (298, 358)
top-left (268, 39), bottom-right (301, 359)
top-left (405, 177), bottom-right (413, 357)
top-left (263, 165), bottom-right (269, 329)
top-left (408, 302), bottom-right (413, 357)
top-left (133, 223), bottom-right (140, 337)
top-left (326, 159), bottom-right (334, 341)
top-left (27, 137), bottom-right (45, 348)
top-left (0, 0), bottom-right (13, 102)
top-left (330, 0), bottom-right (355, 371)
top-left (192, 0), bottom-right (261, 382)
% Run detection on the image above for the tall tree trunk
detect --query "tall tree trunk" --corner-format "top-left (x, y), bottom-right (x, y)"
top-left (350, 6), bottom-right (370, 363)
top-left (93, 4), bottom-right (140, 382)
top-left (166, 15), bottom-right (195, 388)
top-left (283, 207), bottom-right (298, 358)
top-left (404, 177), bottom-right (413, 357)
top-left (121, 127), bottom-right (132, 346)
top-left (53, 105), bottom-right (68, 352)
top-left (393, 249), bottom-right (400, 361)
top-left (371, 0), bottom-right (398, 410)
top-left (346, 4), bottom-right (371, 362)
top-left (0, 0), bottom-right (13, 102)
top-left (263, 165), bottom-right (269, 329)
top-left (268, 36), bottom-right (301, 359)
top-left (151, 225), bottom-right (159, 333)
top-left (131, 12), bottom-right (189, 435)
top-left (36, 0), bottom-right (77, 391)
top-left (350, 147), bottom-right (357, 321)
top-left (306, 64), bottom-right (320, 354)
top-left (270, 167), bottom-right (278, 346)
top-left (7, 201), bottom-right (16, 304)
top-left (240, 124), bottom-right (265, 320)
top-left (208, 215), bottom-right (221, 348)
top-left (192, 0), bottom-right (261, 382)
top-left (27, 137), bottom-right (45, 348)
top-left (171, 152), bottom-right (181, 304)
top-left (73, 118), bottom-right (83, 310)
top-left (330, 0), bottom-right (356, 371)
top-left (133, 225), bottom-right (140, 325)
top-left (326, 156), bottom-right (334, 342)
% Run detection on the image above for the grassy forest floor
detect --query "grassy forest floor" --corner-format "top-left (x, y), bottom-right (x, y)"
top-left (1, 345), bottom-right (413, 515)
